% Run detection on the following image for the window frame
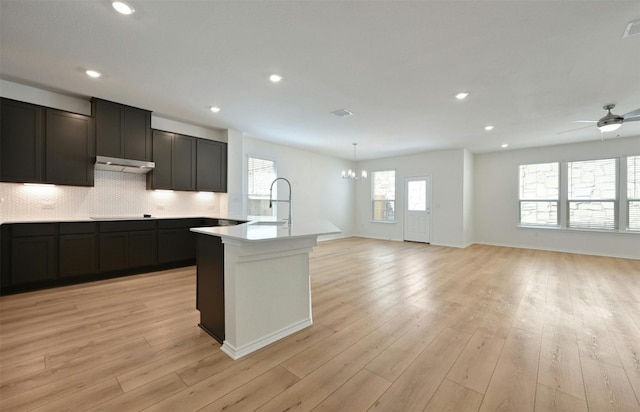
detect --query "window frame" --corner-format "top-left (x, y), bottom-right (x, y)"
top-left (518, 162), bottom-right (560, 228)
top-left (566, 157), bottom-right (619, 231)
top-left (247, 156), bottom-right (277, 218)
top-left (517, 155), bottom-right (640, 234)
top-left (371, 169), bottom-right (396, 223)
top-left (627, 155), bottom-right (640, 231)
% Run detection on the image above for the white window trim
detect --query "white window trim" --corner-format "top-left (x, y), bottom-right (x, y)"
top-left (247, 155), bottom-right (277, 219)
top-left (371, 169), bottom-right (396, 223)
top-left (566, 157), bottom-right (619, 231)
top-left (518, 155), bottom-right (639, 235)
top-left (518, 162), bottom-right (560, 228)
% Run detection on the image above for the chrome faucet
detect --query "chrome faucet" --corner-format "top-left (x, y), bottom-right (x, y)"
top-left (269, 177), bottom-right (292, 227)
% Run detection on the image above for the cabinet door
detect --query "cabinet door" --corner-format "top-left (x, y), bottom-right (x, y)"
top-left (99, 232), bottom-right (128, 272)
top-left (45, 109), bottom-right (95, 186)
top-left (123, 106), bottom-right (151, 161)
top-left (158, 228), bottom-right (196, 264)
top-left (148, 130), bottom-right (173, 190)
top-left (196, 139), bottom-right (227, 192)
top-left (173, 134), bottom-right (196, 191)
top-left (0, 98), bottom-right (44, 183)
top-left (129, 230), bottom-right (157, 268)
top-left (94, 99), bottom-right (123, 158)
top-left (11, 236), bottom-right (57, 285)
top-left (60, 234), bottom-right (98, 277)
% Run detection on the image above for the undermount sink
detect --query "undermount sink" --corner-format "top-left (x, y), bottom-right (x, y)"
top-left (250, 220), bottom-right (288, 226)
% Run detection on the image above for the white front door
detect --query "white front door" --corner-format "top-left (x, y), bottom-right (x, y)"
top-left (404, 176), bottom-right (431, 243)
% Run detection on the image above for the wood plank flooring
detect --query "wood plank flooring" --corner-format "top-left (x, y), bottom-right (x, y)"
top-left (1, 237), bottom-right (639, 411)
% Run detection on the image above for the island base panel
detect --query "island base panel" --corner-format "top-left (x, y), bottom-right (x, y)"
top-left (196, 234), bottom-right (225, 343)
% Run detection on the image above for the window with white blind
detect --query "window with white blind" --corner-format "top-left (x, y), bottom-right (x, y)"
top-left (372, 170), bottom-right (396, 222)
top-left (247, 157), bottom-right (276, 217)
top-left (628, 155), bottom-right (640, 230)
top-left (519, 162), bottom-right (559, 226)
top-left (568, 158), bottom-right (618, 230)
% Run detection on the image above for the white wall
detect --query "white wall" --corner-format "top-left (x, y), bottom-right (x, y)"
top-left (474, 135), bottom-right (640, 259)
top-left (355, 149), bottom-right (471, 248)
top-left (237, 137), bottom-right (355, 239)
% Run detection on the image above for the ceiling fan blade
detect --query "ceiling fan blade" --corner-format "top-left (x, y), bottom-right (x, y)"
top-left (556, 124), bottom-right (595, 135)
top-left (573, 120), bottom-right (597, 123)
top-left (623, 108), bottom-right (640, 119)
top-left (624, 116), bottom-right (640, 123)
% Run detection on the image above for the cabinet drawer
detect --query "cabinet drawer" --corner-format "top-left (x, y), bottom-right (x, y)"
top-left (99, 220), bottom-right (157, 233)
top-left (12, 223), bottom-right (56, 237)
top-left (60, 222), bottom-right (97, 235)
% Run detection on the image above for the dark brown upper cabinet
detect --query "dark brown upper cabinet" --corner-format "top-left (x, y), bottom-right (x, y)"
top-left (147, 130), bottom-right (196, 191)
top-left (1, 98), bottom-right (44, 183)
top-left (93, 98), bottom-right (152, 161)
top-left (45, 109), bottom-right (95, 186)
top-left (0, 98), bottom-right (94, 186)
top-left (196, 139), bottom-right (227, 192)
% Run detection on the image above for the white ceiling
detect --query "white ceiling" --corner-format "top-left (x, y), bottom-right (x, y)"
top-left (1, 0), bottom-right (639, 160)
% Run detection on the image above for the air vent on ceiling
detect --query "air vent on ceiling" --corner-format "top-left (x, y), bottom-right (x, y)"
top-left (331, 109), bottom-right (353, 118)
top-left (623, 19), bottom-right (640, 38)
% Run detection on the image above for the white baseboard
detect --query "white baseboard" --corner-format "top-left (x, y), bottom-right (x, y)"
top-left (221, 318), bottom-right (313, 360)
top-left (474, 240), bottom-right (639, 260)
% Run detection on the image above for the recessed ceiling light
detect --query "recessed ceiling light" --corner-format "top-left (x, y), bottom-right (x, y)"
top-left (455, 92), bottom-right (469, 100)
top-left (112, 1), bottom-right (135, 15)
top-left (85, 69), bottom-right (101, 78)
top-left (269, 74), bottom-right (282, 83)
top-left (501, 143), bottom-right (509, 148)
top-left (210, 106), bottom-right (221, 113)
top-left (484, 125), bottom-right (495, 131)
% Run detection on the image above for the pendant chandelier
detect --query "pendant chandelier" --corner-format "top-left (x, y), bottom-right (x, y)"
top-left (341, 143), bottom-right (367, 180)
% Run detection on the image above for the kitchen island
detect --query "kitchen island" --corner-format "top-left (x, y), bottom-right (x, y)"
top-left (191, 219), bottom-right (340, 360)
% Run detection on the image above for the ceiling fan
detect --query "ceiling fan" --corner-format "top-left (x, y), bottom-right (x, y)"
top-left (558, 104), bottom-right (640, 135)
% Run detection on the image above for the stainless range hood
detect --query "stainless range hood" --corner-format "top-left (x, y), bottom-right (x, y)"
top-left (94, 156), bottom-right (155, 174)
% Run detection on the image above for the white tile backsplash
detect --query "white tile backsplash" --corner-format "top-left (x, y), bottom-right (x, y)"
top-left (0, 171), bottom-right (226, 222)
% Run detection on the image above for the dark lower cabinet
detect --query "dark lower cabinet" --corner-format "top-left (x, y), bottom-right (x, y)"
top-left (0, 218), bottom-right (243, 295)
top-left (8, 223), bottom-right (57, 285)
top-left (99, 232), bottom-right (129, 273)
top-left (60, 234), bottom-right (98, 277)
top-left (59, 222), bottom-right (98, 277)
top-left (98, 220), bottom-right (158, 273)
top-left (11, 236), bottom-right (57, 285)
top-left (196, 234), bottom-right (225, 343)
top-left (129, 230), bottom-right (157, 268)
top-left (158, 218), bottom-right (202, 264)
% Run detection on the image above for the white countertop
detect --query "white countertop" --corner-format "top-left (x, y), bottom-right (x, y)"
top-left (190, 219), bottom-right (341, 242)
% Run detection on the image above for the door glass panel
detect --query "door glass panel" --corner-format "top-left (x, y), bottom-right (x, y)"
top-left (407, 181), bottom-right (426, 211)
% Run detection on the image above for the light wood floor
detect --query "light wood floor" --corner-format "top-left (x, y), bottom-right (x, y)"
top-left (1, 237), bottom-right (639, 411)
